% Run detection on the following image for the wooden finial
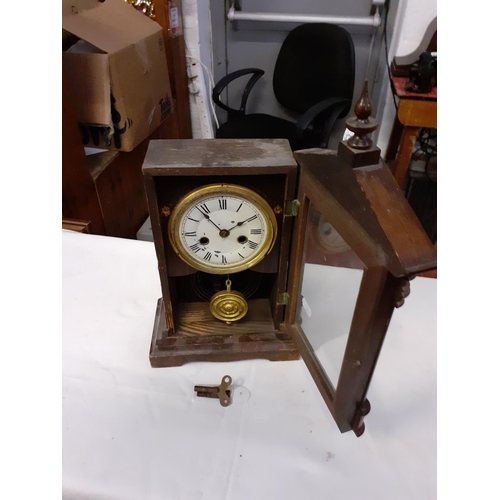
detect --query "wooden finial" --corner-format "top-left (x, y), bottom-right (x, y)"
top-left (345, 81), bottom-right (378, 150)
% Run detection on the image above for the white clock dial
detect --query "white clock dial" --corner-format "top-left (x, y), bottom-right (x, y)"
top-left (168, 185), bottom-right (277, 274)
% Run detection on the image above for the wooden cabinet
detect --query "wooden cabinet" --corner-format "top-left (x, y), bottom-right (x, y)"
top-left (62, 1), bottom-right (192, 238)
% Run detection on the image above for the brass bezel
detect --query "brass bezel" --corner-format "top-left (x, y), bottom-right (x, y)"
top-left (168, 184), bottom-right (278, 274)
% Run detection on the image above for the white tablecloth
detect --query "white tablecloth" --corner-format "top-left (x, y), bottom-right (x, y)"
top-left (62, 230), bottom-right (437, 500)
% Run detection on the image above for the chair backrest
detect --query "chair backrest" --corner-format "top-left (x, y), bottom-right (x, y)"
top-left (273, 23), bottom-right (355, 114)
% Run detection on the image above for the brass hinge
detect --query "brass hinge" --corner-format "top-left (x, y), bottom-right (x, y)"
top-left (284, 199), bottom-right (300, 216)
top-left (277, 292), bottom-right (289, 305)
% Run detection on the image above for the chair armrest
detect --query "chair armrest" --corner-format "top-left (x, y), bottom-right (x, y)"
top-left (296, 97), bottom-right (351, 147)
top-left (212, 68), bottom-right (265, 117)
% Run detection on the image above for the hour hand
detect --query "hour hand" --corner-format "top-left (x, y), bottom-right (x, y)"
top-left (227, 215), bottom-right (257, 232)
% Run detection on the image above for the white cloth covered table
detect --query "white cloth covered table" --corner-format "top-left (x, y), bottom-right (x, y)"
top-left (62, 230), bottom-right (437, 500)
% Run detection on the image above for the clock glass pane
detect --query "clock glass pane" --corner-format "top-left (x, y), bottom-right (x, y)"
top-left (299, 202), bottom-right (364, 387)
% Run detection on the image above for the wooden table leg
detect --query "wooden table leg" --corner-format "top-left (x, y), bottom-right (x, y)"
top-left (393, 126), bottom-right (419, 188)
top-left (385, 119), bottom-right (404, 162)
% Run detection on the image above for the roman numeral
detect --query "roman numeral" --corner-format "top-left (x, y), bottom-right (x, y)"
top-left (236, 203), bottom-right (242, 212)
top-left (238, 253), bottom-right (244, 259)
top-left (250, 228), bottom-right (262, 235)
top-left (184, 231), bottom-right (197, 237)
top-left (188, 217), bottom-right (200, 223)
top-left (190, 243), bottom-right (202, 253)
top-left (247, 215), bottom-right (257, 222)
top-left (221, 255), bottom-right (227, 264)
top-left (203, 252), bottom-right (212, 261)
top-left (199, 203), bottom-right (210, 214)
top-left (248, 240), bottom-right (258, 250)
top-left (218, 199), bottom-right (227, 210)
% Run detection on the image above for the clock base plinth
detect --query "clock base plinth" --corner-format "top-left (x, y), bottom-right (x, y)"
top-left (149, 298), bottom-right (300, 367)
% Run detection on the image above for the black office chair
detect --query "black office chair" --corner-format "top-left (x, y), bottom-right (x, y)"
top-left (212, 23), bottom-right (355, 151)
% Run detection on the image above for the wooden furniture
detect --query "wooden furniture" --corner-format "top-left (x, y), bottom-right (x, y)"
top-left (143, 87), bottom-right (437, 436)
top-left (153, 0), bottom-right (192, 141)
top-left (386, 77), bottom-right (437, 188)
top-left (62, 218), bottom-right (90, 233)
top-left (62, 71), bottom-right (152, 238)
top-left (143, 138), bottom-right (301, 367)
top-left (62, 1), bottom-right (192, 238)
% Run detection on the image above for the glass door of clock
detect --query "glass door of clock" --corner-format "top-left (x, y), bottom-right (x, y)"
top-left (283, 151), bottom-right (409, 436)
top-left (283, 141), bottom-right (437, 436)
top-left (298, 204), bottom-right (364, 391)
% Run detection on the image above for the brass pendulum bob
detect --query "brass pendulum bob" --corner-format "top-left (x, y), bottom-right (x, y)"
top-left (209, 279), bottom-right (248, 324)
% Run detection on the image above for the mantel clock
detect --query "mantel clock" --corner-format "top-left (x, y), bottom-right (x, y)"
top-left (142, 91), bottom-right (436, 436)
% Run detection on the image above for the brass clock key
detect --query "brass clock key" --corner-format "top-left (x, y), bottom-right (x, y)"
top-left (194, 375), bottom-right (232, 407)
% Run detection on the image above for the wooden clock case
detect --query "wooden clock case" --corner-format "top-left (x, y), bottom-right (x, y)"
top-left (143, 139), bottom-right (301, 367)
top-left (143, 129), bottom-right (436, 436)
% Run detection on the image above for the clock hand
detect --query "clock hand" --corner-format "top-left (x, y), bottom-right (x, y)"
top-left (227, 216), bottom-right (257, 233)
top-left (195, 206), bottom-right (221, 230)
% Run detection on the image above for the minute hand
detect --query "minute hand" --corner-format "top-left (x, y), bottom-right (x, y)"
top-left (227, 215), bottom-right (257, 233)
top-left (195, 206), bottom-right (221, 230)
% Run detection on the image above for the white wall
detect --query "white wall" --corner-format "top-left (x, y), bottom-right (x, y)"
top-left (182, 0), bottom-right (216, 138)
top-left (395, 0), bottom-right (437, 57)
top-left (375, 0), bottom-right (437, 155)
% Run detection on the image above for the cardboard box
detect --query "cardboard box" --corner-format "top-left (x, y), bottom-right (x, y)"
top-left (62, 0), bottom-right (172, 152)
